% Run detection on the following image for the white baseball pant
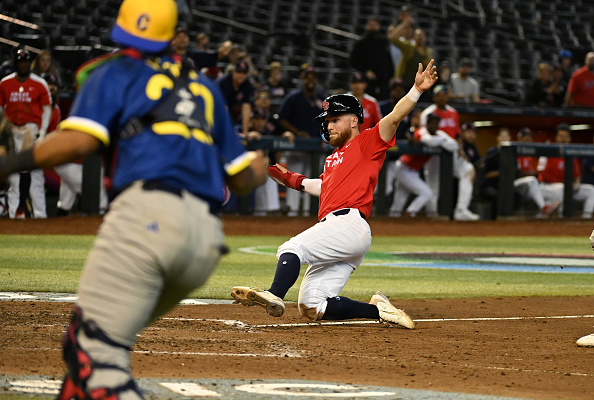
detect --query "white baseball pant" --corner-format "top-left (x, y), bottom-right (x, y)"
top-left (281, 151), bottom-right (312, 216)
top-left (514, 176), bottom-right (545, 209)
top-left (7, 123), bottom-right (46, 218)
top-left (253, 176), bottom-right (280, 215)
top-left (389, 160), bottom-right (433, 216)
top-left (54, 163), bottom-right (108, 213)
top-left (425, 153), bottom-right (474, 214)
top-left (276, 209), bottom-right (371, 320)
top-left (540, 182), bottom-right (594, 218)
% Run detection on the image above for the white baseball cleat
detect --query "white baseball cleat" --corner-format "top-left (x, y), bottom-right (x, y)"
top-left (576, 333), bottom-right (594, 347)
top-left (453, 208), bottom-right (480, 221)
top-left (369, 291), bottom-right (415, 329)
top-left (231, 286), bottom-right (285, 317)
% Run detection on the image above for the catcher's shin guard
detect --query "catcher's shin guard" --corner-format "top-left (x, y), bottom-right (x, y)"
top-left (57, 307), bottom-right (143, 400)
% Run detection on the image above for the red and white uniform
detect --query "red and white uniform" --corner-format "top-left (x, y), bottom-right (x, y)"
top-left (538, 156), bottom-right (594, 218)
top-left (358, 94), bottom-right (382, 132)
top-left (0, 72), bottom-right (51, 128)
top-left (0, 73), bottom-right (51, 219)
top-left (276, 124), bottom-right (394, 320)
top-left (419, 104), bottom-right (473, 215)
top-left (420, 104), bottom-right (459, 139)
top-left (517, 155), bottom-right (538, 174)
top-left (389, 127), bottom-right (457, 216)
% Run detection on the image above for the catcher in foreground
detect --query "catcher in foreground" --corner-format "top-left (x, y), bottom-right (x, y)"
top-left (232, 60), bottom-right (438, 328)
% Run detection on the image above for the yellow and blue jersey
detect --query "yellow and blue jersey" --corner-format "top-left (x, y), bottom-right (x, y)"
top-left (59, 54), bottom-right (252, 209)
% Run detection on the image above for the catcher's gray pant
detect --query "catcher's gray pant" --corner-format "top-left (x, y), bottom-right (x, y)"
top-left (7, 123), bottom-right (46, 218)
top-left (74, 182), bottom-right (225, 393)
top-left (276, 208), bottom-right (371, 321)
top-left (390, 160), bottom-right (433, 216)
top-left (54, 163), bottom-right (108, 212)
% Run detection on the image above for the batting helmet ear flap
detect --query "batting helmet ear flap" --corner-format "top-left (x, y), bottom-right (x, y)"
top-left (320, 122), bottom-right (330, 143)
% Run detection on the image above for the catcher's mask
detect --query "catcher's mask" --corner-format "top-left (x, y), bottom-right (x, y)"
top-left (315, 94), bottom-right (364, 143)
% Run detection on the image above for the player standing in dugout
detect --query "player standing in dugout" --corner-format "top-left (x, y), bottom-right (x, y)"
top-left (232, 60), bottom-right (438, 327)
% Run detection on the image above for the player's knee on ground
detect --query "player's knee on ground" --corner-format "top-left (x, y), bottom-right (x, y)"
top-left (298, 302), bottom-right (322, 321)
top-left (60, 307), bottom-right (142, 400)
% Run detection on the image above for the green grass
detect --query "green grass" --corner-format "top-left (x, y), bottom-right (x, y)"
top-left (1, 234), bottom-right (593, 301)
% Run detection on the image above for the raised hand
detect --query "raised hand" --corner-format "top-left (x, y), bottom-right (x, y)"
top-left (414, 59), bottom-right (438, 92)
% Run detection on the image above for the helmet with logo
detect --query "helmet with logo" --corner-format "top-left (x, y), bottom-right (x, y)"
top-left (110, 0), bottom-right (178, 53)
top-left (315, 94), bottom-right (364, 123)
top-left (14, 49), bottom-right (32, 65)
top-left (315, 94), bottom-right (364, 143)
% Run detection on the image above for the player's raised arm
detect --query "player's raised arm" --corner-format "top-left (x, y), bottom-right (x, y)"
top-left (378, 60), bottom-right (437, 143)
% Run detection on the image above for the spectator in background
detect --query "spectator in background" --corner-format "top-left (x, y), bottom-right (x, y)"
top-left (437, 62), bottom-right (452, 88)
top-left (558, 49), bottom-right (577, 86)
top-left (387, 6), bottom-right (414, 78)
top-left (388, 14), bottom-right (433, 90)
top-left (350, 17), bottom-right (394, 101)
top-left (222, 44), bottom-right (246, 74)
top-left (216, 60), bottom-right (254, 135)
top-left (195, 33), bottom-right (210, 50)
top-left (564, 52), bottom-right (594, 108)
top-left (538, 123), bottom-right (594, 218)
top-left (0, 45), bottom-right (21, 80)
top-left (525, 63), bottom-right (552, 107)
top-left (267, 61), bottom-right (289, 111)
top-left (31, 50), bottom-right (61, 81)
top-left (277, 66), bottom-right (325, 216)
top-left (0, 49), bottom-right (51, 219)
top-left (449, 58), bottom-right (481, 104)
top-left (348, 71), bottom-right (381, 131)
top-left (171, 26), bottom-right (191, 61)
top-left (548, 64), bottom-right (568, 106)
top-left (379, 78), bottom-right (410, 140)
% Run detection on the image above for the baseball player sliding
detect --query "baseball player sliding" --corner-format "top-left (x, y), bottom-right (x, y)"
top-left (576, 229), bottom-right (594, 347)
top-left (232, 60), bottom-right (438, 328)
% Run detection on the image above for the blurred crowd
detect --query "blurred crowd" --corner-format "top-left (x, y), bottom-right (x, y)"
top-left (0, 5), bottom-right (593, 220)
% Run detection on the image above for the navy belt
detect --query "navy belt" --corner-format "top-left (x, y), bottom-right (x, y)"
top-left (142, 180), bottom-right (183, 197)
top-left (321, 208), bottom-right (366, 222)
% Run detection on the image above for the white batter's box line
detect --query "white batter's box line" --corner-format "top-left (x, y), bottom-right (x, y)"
top-left (133, 350), bottom-right (303, 358)
top-left (460, 363), bottom-right (594, 377)
top-left (239, 315), bottom-right (594, 328)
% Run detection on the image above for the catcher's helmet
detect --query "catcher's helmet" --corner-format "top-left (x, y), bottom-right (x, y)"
top-left (110, 0), bottom-right (177, 53)
top-left (315, 93), bottom-right (364, 124)
top-left (14, 49), bottom-right (32, 65)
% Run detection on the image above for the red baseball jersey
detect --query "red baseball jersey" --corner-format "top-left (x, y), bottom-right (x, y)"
top-left (359, 94), bottom-right (382, 131)
top-left (318, 124), bottom-right (395, 220)
top-left (420, 104), bottom-right (460, 139)
top-left (517, 155), bottom-right (538, 174)
top-left (0, 73), bottom-right (51, 128)
top-left (400, 128), bottom-right (431, 170)
top-left (567, 66), bottom-right (594, 107)
top-left (538, 157), bottom-right (580, 183)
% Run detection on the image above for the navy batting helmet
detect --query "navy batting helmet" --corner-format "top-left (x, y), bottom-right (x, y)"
top-left (315, 94), bottom-right (364, 124)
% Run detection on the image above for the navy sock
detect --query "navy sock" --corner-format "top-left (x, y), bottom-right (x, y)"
top-left (322, 296), bottom-right (380, 320)
top-left (268, 253), bottom-right (301, 299)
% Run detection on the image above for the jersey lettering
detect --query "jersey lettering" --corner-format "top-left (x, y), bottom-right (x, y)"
top-left (325, 151), bottom-right (344, 169)
top-left (9, 91), bottom-right (32, 103)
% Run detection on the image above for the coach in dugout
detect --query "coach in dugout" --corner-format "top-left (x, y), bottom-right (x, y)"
top-left (0, 48), bottom-right (51, 219)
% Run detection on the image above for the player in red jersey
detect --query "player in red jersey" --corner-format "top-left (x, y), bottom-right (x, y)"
top-left (232, 60), bottom-right (438, 328)
top-left (564, 52), bottom-right (594, 108)
top-left (0, 49), bottom-right (51, 218)
top-left (537, 123), bottom-right (594, 218)
top-left (388, 113), bottom-right (459, 217)
top-left (349, 71), bottom-right (382, 131)
top-left (418, 85), bottom-right (478, 220)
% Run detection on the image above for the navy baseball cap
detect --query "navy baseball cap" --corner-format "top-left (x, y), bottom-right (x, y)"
top-left (234, 60), bottom-right (249, 73)
top-left (427, 113), bottom-right (441, 123)
top-left (42, 73), bottom-right (60, 87)
top-left (433, 85), bottom-right (447, 95)
top-left (350, 71), bottom-right (366, 83)
top-left (461, 121), bottom-right (475, 131)
top-left (517, 127), bottom-right (533, 139)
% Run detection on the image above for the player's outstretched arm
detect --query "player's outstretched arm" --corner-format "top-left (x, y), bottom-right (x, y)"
top-left (378, 60), bottom-right (438, 143)
top-left (267, 163), bottom-right (321, 196)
